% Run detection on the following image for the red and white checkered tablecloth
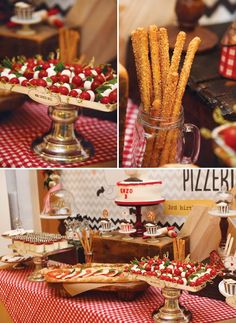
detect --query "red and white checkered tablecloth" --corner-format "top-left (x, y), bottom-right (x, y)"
top-left (1, 267), bottom-right (236, 323)
top-left (0, 101), bottom-right (116, 168)
top-left (122, 99), bottom-right (138, 168)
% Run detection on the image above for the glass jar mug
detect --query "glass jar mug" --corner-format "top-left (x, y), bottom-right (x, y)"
top-left (131, 107), bottom-right (200, 168)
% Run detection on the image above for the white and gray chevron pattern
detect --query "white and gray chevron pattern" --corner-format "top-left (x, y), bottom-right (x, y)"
top-left (61, 169), bottom-right (236, 231)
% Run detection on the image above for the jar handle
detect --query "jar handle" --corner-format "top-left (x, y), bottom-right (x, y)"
top-left (181, 123), bottom-right (200, 164)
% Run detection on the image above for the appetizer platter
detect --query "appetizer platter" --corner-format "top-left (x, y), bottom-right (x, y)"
top-left (125, 256), bottom-right (221, 322)
top-left (3, 232), bottom-right (73, 281)
top-left (0, 55), bottom-right (117, 162)
top-left (0, 254), bottom-right (32, 269)
top-left (131, 25), bottom-right (201, 167)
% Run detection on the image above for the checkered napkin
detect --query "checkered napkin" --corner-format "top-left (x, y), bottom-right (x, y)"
top-left (122, 99), bottom-right (139, 168)
top-left (0, 101), bottom-right (116, 168)
top-left (1, 267), bottom-right (236, 323)
top-left (219, 46), bottom-right (236, 79)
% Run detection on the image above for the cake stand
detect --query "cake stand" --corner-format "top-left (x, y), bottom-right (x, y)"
top-left (208, 209), bottom-right (236, 248)
top-left (133, 275), bottom-right (214, 323)
top-left (119, 229), bottom-right (136, 240)
top-left (99, 226), bottom-right (115, 238)
top-left (115, 200), bottom-right (165, 237)
top-left (8, 243), bottom-right (74, 282)
top-left (0, 83), bottom-right (116, 163)
top-left (11, 14), bottom-right (42, 35)
top-left (0, 254), bottom-right (32, 270)
top-left (143, 231), bottom-right (161, 243)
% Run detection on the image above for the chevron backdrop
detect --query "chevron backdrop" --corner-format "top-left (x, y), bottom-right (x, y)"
top-left (61, 169), bottom-right (236, 231)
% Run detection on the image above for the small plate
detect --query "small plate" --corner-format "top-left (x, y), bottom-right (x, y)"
top-left (119, 229), bottom-right (136, 234)
top-left (218, 280), bottom-right (235, 298)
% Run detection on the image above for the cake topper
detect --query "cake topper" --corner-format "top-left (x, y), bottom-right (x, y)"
top-left (102, 208), bottom-right (109, 219)
top-left (147, 211), bottom-right (156, 223)
top-left (124, 170), bottom-right (142, 182)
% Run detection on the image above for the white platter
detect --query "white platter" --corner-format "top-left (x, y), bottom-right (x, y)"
top-left (208, 210), bottom-right (236, 218)
top-left (119, 229), bottom-right (136, 234)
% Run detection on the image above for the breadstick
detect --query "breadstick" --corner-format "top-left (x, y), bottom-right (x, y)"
top-left (149, 25), bottom-right (162, 104)
top-left (173, 238), bottom-right (178, 261)
top-left (59, 28), bottom-right (66, 62)
top-left (159, 28), bottom-right (170, 101)
top-left (150, 72), bottom-right (179, 167)
top-left (173, 37), bottom-right (201, 118)
top-left (161, 37), bottom-right (201, 165)
top-left (142, 99), bottom-right (161, 167)
top-left (131, 28), bottom-right (152, 113)
top-left (169, 31), bottom-right (186, 76)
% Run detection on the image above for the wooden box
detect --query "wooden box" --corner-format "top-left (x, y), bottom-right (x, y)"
top-left (93, 232), bottom-right (190, 263)
top-left (0, 25), bottom-right (59, 59)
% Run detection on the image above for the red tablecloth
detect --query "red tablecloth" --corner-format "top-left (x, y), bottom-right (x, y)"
top-left (122, 99), bottom-right (138, 168)
top-left (0, 101), bottom-right (116, 168)
top-left (1, 267), bottom-right (236, 323)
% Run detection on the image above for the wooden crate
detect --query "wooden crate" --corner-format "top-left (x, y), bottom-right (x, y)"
top-left (93, 232), bottom-right (190, 263)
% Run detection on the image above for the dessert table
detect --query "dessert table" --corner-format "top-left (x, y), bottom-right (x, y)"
top-left (1, 266), bottom-right (236, 323)
top-left (0, 101), bottom-right (117, 168)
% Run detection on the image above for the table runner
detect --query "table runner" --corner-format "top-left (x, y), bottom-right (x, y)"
top-left (0, 267), bottom-right (236, 323)
top-left (0, 101), bottom-right (116, 168)
top-left (122, 99), bottom-right (138, 168)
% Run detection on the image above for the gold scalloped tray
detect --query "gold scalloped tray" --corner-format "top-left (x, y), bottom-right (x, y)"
top-left (0, 82), bottom-right (117, 112)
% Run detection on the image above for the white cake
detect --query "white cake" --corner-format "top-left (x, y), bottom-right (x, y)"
top-left (217, 201), bottom-right (229, 214)
top-left (115, 179), bottom-right (164, 205)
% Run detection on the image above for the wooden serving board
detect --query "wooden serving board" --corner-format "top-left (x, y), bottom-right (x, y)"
top-left (49, 281), bottom-right (149, 301)
top-left (0, 82), bottom-right (117, 112)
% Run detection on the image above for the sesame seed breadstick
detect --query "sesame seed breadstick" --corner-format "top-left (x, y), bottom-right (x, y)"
top-left (142, 99), bottom-right (160, 167)
top-left (149, 25), bottom-right (162, 105)
top-left (150, 72), bottom-right (179, 167)
top-left (173, 37), bottom-right (201, 118)
top-left (159, 28), bottom-right (170, 100)
top-left (131, 28), bottom-right (153, 113)
top-left (160, 37), bottom-right (201, 166)
top-left (169, 31), bottom-right (186, 76)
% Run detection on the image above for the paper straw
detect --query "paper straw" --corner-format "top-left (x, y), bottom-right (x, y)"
top-left (227, 237), bottom-right (234, 256)
top-left (224, 233), bottom-right (231, 255)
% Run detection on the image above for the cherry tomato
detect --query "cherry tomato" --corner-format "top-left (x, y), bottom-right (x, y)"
top-left (177, 278), bottom-right (184, 284)
top-left (91, 80), bottom-right (101, 91)
top-left (38, 70), bottom-right (48, 78)
top-left (80, 91), bottom-right (90, 100)
top-left (21, 79), bottom-right (29, 87)
top-left (109, 89), bottom-right (117, 104)
top-left (95, 66), bottom-right (102, 74)
top-left (105, 73), bottom-right (114, 81)
top-left (50, 75), bottom-right (58, 83)
top-left (12, 63), bottom-right (22, 71)
top-left (221, 126), bottom-right (236, 151)
top-left (37, 79), bottom-right (47, 87)
top-left (24, 70), bottom-right (34, 80)
top-left (42, 62), bottom-right (51, 70)
top-left (0, 76), bottom-right (9, 82)
top-left (59, 86), bottom-right (69, 95)
top-left (29, 79), bottom-right (38, 86)
top-left (49, 85), bottom-right (59, 93)
top-left (95, 74), bottom-right (105, 84)
top-left (9, 77), bottom-right (19, 84)
top-left (69, 90), bottom-right (79, 97)
top-left (84, 68), bottom-right (92, 76)
top-left (59, 74), bottom-right (70, 84)
top-left (72, 75), bottom-right (82, 86)
top-left (73, 65), bottom-right (83, 74)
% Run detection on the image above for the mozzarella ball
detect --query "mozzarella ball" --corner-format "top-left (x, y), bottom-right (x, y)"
top-left (87, 90), bottom-right (95, 101)
top-left (91, 69), bottom-right (98, 76)
top-left (102, 88), bottom-right (112, 97)
top-left (84, 80), bottom-right (92, 90)
top-left (34, 71), bottom-right (40, 79)
top-left (78, 73), bottom-right (86, 81)
top-left (61, 69), bottom-right (71, 77)
top-left (46, 68), bottom-right (57, 77)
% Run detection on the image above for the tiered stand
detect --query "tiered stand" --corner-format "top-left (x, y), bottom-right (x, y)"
top-left (208, 209), bottom-right (236, 248)
top-left (132, 275), bottom-right (211, 323)
top-left (115, 199), bottom-right (165, 237)
top-left (2, 234), bottom-right (73, 282)
top-left (0, 82), bottom-right (116, 163)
